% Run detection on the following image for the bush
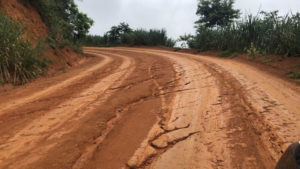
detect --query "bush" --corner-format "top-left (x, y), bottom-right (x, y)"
top-left (0, 13), bottom-right (49, 84)
top-left (84, 23), bottom-right (175, 47)
top-left (189, 11), bottom-right (300, 57)
top-left (286, 71), bottom-right (300, 79)
top-left (27, 0), bottom-right (93, 47)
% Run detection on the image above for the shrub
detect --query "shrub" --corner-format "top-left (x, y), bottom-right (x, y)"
top-left (218, 50), bottom-right (233, 57)
top-left (189, 11), bottom-right (300, 57)
top-left (23, 0), bottom-right (93, 48)
top-left (84, 23), bottom-right (175, 47)
top-left (246, 42), bottom-right (260, 60)
top-left (0, 13), bottom-right (49, 84)
top-left (286, 71), bottom-right (300, 79)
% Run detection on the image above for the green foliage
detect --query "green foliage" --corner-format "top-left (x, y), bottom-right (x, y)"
top-left (179, 34), bottom-right (193, 41)
top-left (174, 47), bottom-right (181, 51)
top-left (218, 50), bottom-right (232, 57)
top-left (28, 0), bottom-right (93, 44)
top-left (0, 13), bottom-right (49, 84)
top-left (84, 23), bottom-right (175, 47)
top-left (84, 35), bottom-right (110, 47)
top-left (286, 71), bottom-right (300, 79)
top-left (218, 50), bottom-right (239, 58)
top-left (246, 42), bottom-right (259, 60)
top-left (189, 11), bottom-right (300, 57)
top-left (108, 22), bottom-right (132, 44)
top-left (196, 0), bottom-right (240, 28)
top-left (261, 58), bottom-right (273, 63)
top-left (229, 52), bottom-right (239, 58)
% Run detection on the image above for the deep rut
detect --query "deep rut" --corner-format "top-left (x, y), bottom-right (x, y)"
top-left (0, 47), bottom-right (298, 169)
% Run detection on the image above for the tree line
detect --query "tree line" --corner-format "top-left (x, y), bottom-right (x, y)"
top-left (83, 23), bottom-right (175, 47)
top-left (184, 0), bottom-right (300, 57)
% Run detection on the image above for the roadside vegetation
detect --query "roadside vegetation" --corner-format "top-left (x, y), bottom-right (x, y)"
top-left (184, 0), bottom-right (300, 57)
top-left (0, 0), bottom-right (93, 85)
top-left (0, 12), bottom-right (49, 85)
top-left (84, 22), bottom-right (175, 47)
top-left (28, 0), bottom-right (94, 52)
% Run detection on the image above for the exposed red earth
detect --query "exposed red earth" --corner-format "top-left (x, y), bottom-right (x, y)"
top-left (0, 47), bottom-right (299, 169)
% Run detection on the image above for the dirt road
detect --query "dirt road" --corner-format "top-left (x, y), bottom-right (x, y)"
top-left (0, 47), bottom-right (299, 169)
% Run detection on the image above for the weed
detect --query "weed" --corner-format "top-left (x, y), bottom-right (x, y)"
top-left (218, 50), bottom-right (239, 58)
top-left (262, 58), bottom-right (273, 63)
top-left (63, 66), bottom-right (67, 73)
top-left (0, 13), bottom-right (49, 84)
top-left (286, 71), bottom-right (300, 79)
top-left (218, 50), bottom-right (232, 57)
top-left (189, 11), bottom-right (300, 57)
top-left (229, 52), bottom-right (239, 59)
top-left (174, 48), bottom-right (181, 51)
top-left (246, 43), bottom-right (260, 60)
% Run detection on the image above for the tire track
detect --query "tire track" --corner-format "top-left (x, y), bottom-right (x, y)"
top-left (125, 51), bottom-right (217, 169)
top-left (0, 52), bottom-right (122, 146)
top-left (77, 49), bottom-right (176, 169)
top-left (106, 48), bottom-right (298, 169)
top-left (1, 47), bottom-right (298, 169)
top-left (0, 53), bottom-right (112, 115)
top-left (0, 52), bottom-right (135, 169)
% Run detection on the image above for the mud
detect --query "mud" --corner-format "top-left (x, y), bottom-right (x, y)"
top-left (0, 47), bottom-right (298, 169)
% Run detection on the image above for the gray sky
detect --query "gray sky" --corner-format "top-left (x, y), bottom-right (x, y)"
top-left (75, 0), bottom-right (300, 39)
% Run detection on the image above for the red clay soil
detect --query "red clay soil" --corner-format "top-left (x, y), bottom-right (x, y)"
top-left (0, 47), bottom-right (299, 169)
top-left (0, 0), bottom-right (87, 88)
top-left (138, 46), bottom-right (300, 85)
top-left (175, 49), bottom-right (300, 84)
top-left (0, 0), bottom-right (48, 42)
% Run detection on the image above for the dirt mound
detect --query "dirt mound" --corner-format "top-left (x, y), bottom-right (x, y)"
top-left (0, 0), bottom-right (86, 81)
top-left (0, 0), bottom-right (48, 42)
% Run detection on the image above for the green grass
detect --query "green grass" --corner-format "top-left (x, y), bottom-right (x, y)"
top-left (218, 50), bottom-right (239, 59)
top-left (229, 52), bottom-right (239, 59)
top-left (174, 47), bottom-right (181, 51)
top-left (0, 13), bottom-right (49, 85)
top-left (261, 58), bottom-right (273, 63)
top-left (189, 11), bottom-right (300, 57)
top-left (286, 71), bottom-right (300, 79)
top-left (218, 50), bottom-right (232, 57)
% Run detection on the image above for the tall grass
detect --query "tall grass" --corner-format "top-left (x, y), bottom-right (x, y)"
top-left (0, 13), bottom-right (49, 85)
top-left (189, 11), bottom-right (300, 56)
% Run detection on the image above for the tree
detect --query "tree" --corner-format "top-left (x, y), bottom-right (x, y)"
top-left (195, 0), bottom-right (240, 28)
top-left (118, 22), bottom-right (132, 34)
top-left (30, 0), bottom-right (93, 42)
top-left (108, 22), bottom-right (132, 43)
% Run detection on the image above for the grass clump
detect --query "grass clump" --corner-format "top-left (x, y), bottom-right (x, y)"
top-left (188, 11), bottom-right (300, 57)
top-left (218, 50), bottom-right (233, 57)
top-left (174, 47), bottom-right (181, 51)
top-left (218, 50), bottom-right (239, 58)
top-left (286, 71), bottom-right (300, 79)
top-left (0, 13), bottom-right (49, 85)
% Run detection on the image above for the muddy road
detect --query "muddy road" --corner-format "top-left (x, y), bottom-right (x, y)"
top-left (0, 47), bottom-right (299, 169)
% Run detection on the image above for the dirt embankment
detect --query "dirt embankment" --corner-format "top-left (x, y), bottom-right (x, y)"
top-left (0, 0), bottom-right (86, 84)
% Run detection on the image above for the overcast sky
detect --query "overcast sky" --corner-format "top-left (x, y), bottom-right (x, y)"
top-left (75, 0), bottom-right (300, 39)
